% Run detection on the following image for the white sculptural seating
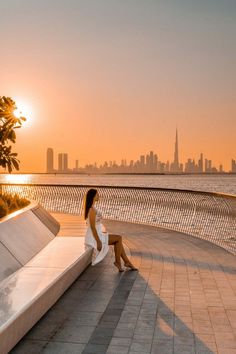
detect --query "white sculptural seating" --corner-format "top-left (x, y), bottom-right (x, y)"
top-left (0, 203), bottom-right (92, 354)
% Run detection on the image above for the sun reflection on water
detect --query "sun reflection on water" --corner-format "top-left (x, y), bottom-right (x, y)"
top-left (3, 174), bottom-right (32, 184)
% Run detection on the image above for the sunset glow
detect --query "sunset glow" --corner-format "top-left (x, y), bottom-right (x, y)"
top-left (13, 100), bottom-right (33, 126)
top-left (3, 174), bottom-right (31, 184)
top-left (1, 1), bottom-right (235, 172)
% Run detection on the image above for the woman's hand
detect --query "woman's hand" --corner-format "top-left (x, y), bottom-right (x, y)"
top-left (101, 223), bottom-right (106, 233)
top-left (97, 239), bottom-right (102, 251)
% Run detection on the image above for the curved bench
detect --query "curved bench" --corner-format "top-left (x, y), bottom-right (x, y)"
top-left (0, 202), bottom-right (58, 282)
top-left (0, 204), bottom-right (92, 354)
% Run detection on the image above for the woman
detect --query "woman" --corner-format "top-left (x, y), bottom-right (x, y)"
top-left (84, 188), bottom-right (137, 272)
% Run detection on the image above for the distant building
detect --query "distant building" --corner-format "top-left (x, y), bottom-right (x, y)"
top-left (143, 151), bottom-right (158, 172)
top-left (154, 154), bottom-right (158, 170)
top-left (149, 151), bottom-right (154, 171)
top-left (205, 159), bottom-right (211, 173)
top-left (46, 148), bottom-right (54, 173)
top-left (146, 154), bottom-right (150, 171)
top-left (64, 153), bottom-right (68, 171)
top-left (205, 159), bottom-right (219, 173)
top-left (170, 128), bottom-right (180, 173)
top-left (58, 153), bottom-right (68, 173)
top-left (58, 153), bottom-right (63, 172)
top-left (232, 159), bottom-right (236, 173)
top-left (165, 161), bottom-right (170, 173)
top-left (140, 155), bottom-right (145, 169)
top-left (198, 153), bottom-right (204, 173)
top-left (73, 160), bottom-right (79, 173)
top-left (185, 158), bottom-right (196, 173)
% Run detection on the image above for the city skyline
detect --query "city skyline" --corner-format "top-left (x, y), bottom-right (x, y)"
top-left (46, 130), bottom-right (236, 174)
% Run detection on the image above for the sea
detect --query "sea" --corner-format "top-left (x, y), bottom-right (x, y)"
top-left (0, 173), bottom-right (236, 196)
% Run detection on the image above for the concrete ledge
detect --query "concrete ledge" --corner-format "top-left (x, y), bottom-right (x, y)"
top-left (31, 204), bottom-right (60, 236)
top-left (0, 237), bottom-right (92, 354)
top-left (0, 204), bottom-right (92, 353)
top-left (0, 202), bottom-right (60, 282)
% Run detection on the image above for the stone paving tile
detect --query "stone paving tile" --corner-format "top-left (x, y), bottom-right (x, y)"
top-left (51, 324), bottom-right (95, 343)
top-left (151, 339), bottom-right (173, 354)
top-left (195, 333), bottom-right (216, 343)
top-left (129, 351), bottom-right (151, 354)
top-left (133, 333), bottom-right (154, 342)
top-left (25, 319), bottom-right (60, 340)
top-left (42, 342), bottom-right (85, 354)
top-left (218, 349), bottom-right (236, 354)
top-left (109, 337), bottom-right (132, 346)
top-left (193, 321), bottom-right (214, 334)
top-left (113, 327), bottom-right (135, 338)
top-left (107, 345), bottom-right (130, 353)
top-left (227, 309), bottom-right (236, 329)
top-left (195, 341), bottom-right (218, 354)
top-left (134, 325), bottom-right (155, 336)
top-left (173, 344), bottom-right (196, 354)
top-left (66, 311), bottom-right (103, 326)
top-left (214, 331), bottom-right (236, 349)
top-left (10, 218), bottom-right (236, 354)
top-left (129, 340), bottom-right (152, 352)
top-left (10, 340), bottom-right (48, 354)
top-left (82, 343), bottom-right (108, 353)
top-left (97, 321), bottom-right (118, 329)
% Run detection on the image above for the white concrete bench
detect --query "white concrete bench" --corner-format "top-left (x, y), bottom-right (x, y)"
top-left (0, 204), bottom-right (92, 354)
top-left (0, 202), bottom-right (58, 282)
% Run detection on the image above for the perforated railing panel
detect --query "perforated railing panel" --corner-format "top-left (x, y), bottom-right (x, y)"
top-left (2, 184), bottom-right (236, 254)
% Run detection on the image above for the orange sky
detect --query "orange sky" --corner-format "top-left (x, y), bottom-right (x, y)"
top-left (1, 0), bottom-right (236, 172)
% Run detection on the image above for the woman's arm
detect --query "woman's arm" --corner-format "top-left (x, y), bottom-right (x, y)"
top-left (88, 208), bottom-right (102, 251)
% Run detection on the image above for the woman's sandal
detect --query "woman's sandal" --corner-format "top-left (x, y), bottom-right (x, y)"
top-left (124, 262), bottom-right (138, 271)
top-left (114, 262), bottom-right (124, 272)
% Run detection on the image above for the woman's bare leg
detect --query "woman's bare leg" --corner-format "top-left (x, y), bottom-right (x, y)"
top-left (108, 234), bottom-right (123, 265)
top-left (109, 234), bottom-right (137, 270)
top-left (120, 243), bottom-right (130, 263)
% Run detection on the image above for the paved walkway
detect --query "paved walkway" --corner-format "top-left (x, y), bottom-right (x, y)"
top-left (11, 214), bottom-right (236, 354)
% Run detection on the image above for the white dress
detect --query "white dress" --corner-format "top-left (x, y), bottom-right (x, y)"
top-left (84, 206), bottom-right (109, 265)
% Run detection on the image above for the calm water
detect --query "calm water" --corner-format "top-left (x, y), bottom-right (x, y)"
top-left (0, 173), bottom-right (236, 195)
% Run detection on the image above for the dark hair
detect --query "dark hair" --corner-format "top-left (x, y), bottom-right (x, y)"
top-left (84, 188), bottom-right (97, 220)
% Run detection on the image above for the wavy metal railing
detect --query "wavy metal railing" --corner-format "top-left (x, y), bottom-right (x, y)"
top-left (1, 183), bottom-right (236, 254)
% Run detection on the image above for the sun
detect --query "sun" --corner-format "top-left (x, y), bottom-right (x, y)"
top-left (13, 100), bottom-right (33, 125)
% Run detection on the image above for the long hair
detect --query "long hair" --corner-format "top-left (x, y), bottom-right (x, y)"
top-left (83, 188), bottom-right (97, 220)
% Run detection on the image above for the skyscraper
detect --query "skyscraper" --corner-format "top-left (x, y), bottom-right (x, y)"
top-left (170, 128), bottom-right (180, 172)
top-left (46, 148), bottom-right (54, 173)
top-left (154, 154), bottom-right (158, 170)
top-left (140, 155), bottom-right (145, 169)
top-left (146, 154), bottom-right (150, 171)
top-left (198, 153), bottom-right (204, 173)
top-left (150, 151), bottom-right (154, 171)
top-left (58, 153), bottom-right (64, 172)
top-left (58, 153), bottom-right (69, 172)
top-left (231, 159), bottom-right (236, 173)
top-left (174, 128), bottom-right (179, 168)
top-left (64, 153), bottom-right (68, 172)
